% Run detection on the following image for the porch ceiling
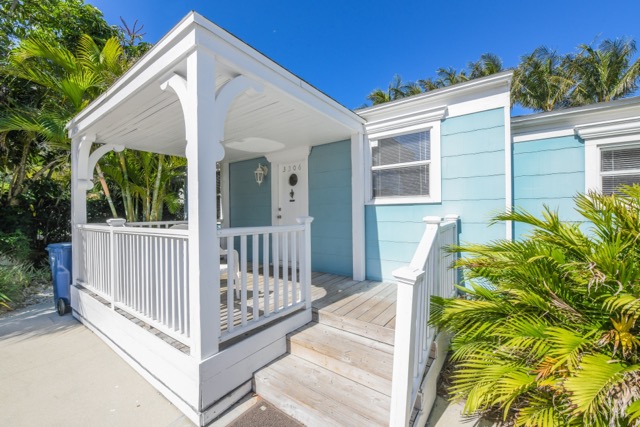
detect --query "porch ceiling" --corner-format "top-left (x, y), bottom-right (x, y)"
top-left (68, 12), bottom-right (364, 163)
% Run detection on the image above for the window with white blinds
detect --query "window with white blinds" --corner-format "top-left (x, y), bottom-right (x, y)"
top-left (600, 146), bottom-right (640, 195)
top-left (371, 131), bottom-right (431, 198)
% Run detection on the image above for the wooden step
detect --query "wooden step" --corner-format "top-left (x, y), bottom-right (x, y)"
top-left (313, 308), bottom-right (395, 346)
top-left (288, 322), bottom-right (394, 396)
top-left (254, 354), bottom-right (390, 427)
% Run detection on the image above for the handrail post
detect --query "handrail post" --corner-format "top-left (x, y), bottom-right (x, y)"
top-left (107, 219), bottom-right (125, 309)
top-left (296, 216), bottom-right (314, 310)
top-left (390, 266), bottom-right (424, 427)
top-left (443, 214), bottom-right (460, 298)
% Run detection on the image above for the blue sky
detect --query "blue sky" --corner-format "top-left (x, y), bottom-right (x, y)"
top-left (87, 0), bottom-right (640, 111)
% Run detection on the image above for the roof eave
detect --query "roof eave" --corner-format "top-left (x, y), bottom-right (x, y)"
top-left (67, 11), bottom-right (365, 139)
top-left (355, 70), bottom-right (514, 117)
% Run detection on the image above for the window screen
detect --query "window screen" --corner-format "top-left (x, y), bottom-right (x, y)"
top-left (371, 130), bottom-right (431, 198)
top-left (601, 146), bottom-right (640, 195)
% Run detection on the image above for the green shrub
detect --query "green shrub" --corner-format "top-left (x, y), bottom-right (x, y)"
top-left (0, 255), bottom-right (49, 309)
top-left (0, 231), bottom-right (32, 262)
top-left (431, 185), bottom-right (640, 427)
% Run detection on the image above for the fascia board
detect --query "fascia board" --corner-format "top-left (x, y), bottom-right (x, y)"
top-left (575, 116), bottom-right (640, 140)
top-left (357, 71), bottom-right (513, 120)
top-left (511, 97), bottom-right (640, 139)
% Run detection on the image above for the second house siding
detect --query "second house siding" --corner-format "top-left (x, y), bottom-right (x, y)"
top-left (512, 135), bottom-right (585, 238)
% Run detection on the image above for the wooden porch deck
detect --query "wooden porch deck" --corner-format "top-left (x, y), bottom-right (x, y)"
top-left (81, 269), bottom-right (397, 353)
top-left (220, 269), bottom-right (396, 346)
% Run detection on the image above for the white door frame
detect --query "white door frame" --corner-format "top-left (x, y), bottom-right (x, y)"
top-left (266, 147), bottom-right (311, 226)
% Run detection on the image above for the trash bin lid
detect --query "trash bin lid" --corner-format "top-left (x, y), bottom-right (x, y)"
top-left (46, 242), bottom-right (72, 251)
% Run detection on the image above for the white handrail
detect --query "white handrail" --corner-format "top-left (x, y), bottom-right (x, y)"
top-left (217, 223), bottom-right (305, 237)
top-left (389, 214), bottom-right (459, 426)
top-left (126, 220), bottom-right (188, 228)
top-left (78, 223), bottom-right (188, 238)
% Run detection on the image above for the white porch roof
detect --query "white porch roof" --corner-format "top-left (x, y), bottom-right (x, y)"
top-left (67, 12), bottom-right (365, 161)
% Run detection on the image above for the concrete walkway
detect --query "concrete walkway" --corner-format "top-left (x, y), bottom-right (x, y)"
top-left (0, 302), bottom-right (192, 427)
top-left (426, 396), bottom-right (496, 427)
top-left (0, 301), bottom-right (486, 427)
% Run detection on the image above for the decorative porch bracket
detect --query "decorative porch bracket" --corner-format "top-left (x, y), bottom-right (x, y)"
top-left (160, 49), bottom-right (264, 361)
top-left (77, 141), bottom-right (125, 191)
top-left (161, 73), bottom-right (264, 144)
top-left (213, 75), bottom-right (263, 141)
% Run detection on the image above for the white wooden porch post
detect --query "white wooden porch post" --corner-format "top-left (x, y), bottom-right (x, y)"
top-left (70, 134), bottom-right (94, 287)
top-left (296, 216), bottom-right (314, 309)
top-left (162, 49), bottom-right (264, 360)
top-left (184, 48), bottom-right (223, 360)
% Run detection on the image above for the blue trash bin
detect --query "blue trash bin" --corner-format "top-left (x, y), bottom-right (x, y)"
top-left (46, 243), bottom-right (72, 316)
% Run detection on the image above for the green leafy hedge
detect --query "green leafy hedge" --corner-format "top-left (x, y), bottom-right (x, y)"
top-left (431, 185), bottom-right (640, 427)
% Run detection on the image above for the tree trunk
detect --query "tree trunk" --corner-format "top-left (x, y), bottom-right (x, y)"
top-left (117, 151), bottom-right (136, 221)
top-left (150, 154), bottom-right (164, 221)
top-left (8, 139), bottom-right (32, 205)
top-left (95, 163), bottom-right (118, 218)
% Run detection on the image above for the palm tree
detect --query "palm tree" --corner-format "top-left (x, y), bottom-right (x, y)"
top-left (1, 33), bottom-right (184, 222)
top-left (0, 33), bottom-right (126, 203)
top-left (569, 38), bottom-right (640, 106)
top-left (511, 46), bottom-right (574, 112)
top-left (468, 53), bottom-right (503, 79)
top-left (435, 67), bottom-right (468, 86)
top-left (431, 186), bottom-right (640, 426)
top-left (417, 77), bottom-right (442, 92)
top-left (99, 150), bottom-right (186, 222)
top-left (366, 74), bottom-right (422, 105)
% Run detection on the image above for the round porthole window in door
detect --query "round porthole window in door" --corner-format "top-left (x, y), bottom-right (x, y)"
top-left (289, 173), bottom-right (298, 186)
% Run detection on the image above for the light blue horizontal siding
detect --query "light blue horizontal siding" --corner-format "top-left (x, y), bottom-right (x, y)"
top-left (366, 108), bottom-right (507, 281)
top-left (512, 135), bottom-right (585, 238)
top-left (229, 157), bottom-right (272, 227)
top-left (441, 126), bottom-right (505, 156)
top-left (309, 140), bottom-right (353, 277)
top-left (441, 108), bottom-right (504, 135)
top-left (229, 157), bottom-right (272, 261)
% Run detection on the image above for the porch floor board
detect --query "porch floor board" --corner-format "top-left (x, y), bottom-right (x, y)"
top-left (219, 269), bottom-right (396, 343)
top-left (80, 270), bottom-right (396, 353)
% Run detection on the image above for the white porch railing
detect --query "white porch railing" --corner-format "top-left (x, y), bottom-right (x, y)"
top-left (389, 215), bottom-right (459, 426)
top-left (77, 217), bottom-right (313, 353)
top-left (217, 217), bottom-right (313, 343)
top-left (77, 224), bottom-right (191, 346)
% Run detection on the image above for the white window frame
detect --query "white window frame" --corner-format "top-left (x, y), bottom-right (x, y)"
top-left (598, 143), bottom-right (640, 194)
top-left (579, 120), bottom-right (640, 194)
top-left (365, 120), bottom-right (441, 205)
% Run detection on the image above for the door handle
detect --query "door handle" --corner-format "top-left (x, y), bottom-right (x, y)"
top-left (277, 215), bottom-right (282, 219)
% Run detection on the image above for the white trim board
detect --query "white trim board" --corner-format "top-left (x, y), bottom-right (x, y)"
top-left (504, 98), bottom-right (513, 240)
top-left (351, 132), bottom-right (366, 281)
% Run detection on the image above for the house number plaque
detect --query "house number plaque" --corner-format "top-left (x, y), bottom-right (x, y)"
top-left (283, 164), bottom-right (301, 202)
